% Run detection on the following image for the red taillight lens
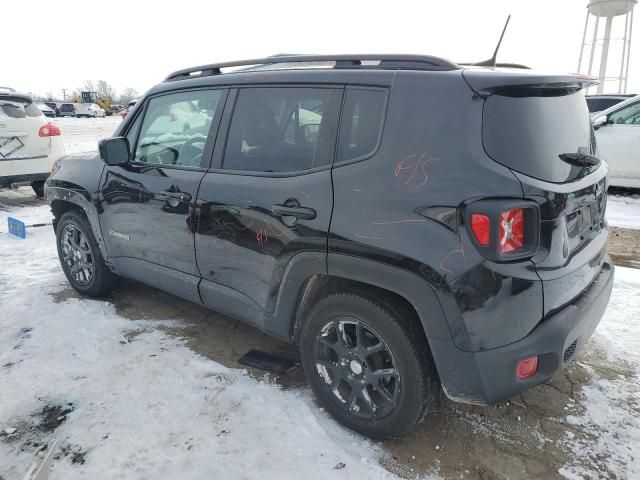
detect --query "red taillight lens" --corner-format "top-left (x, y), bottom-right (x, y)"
top-left (499, 208), bottom-right (524, 253)
top-left (516, 356), bottom-right (539, 379)
top-left (471, 214), bottom-right (490, 246)
top-left (39, 122), bottom-right (61, 137)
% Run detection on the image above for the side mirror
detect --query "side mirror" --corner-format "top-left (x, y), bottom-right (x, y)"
top-left (593, 115), bottom-right (608, 130)
top-left (99, 137), bottom-right (130, 166)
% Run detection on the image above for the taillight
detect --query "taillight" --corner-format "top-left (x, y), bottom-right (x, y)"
top-left (465, 200), bottom-right (540, 262)
top-left (499, 208), bottom-right (524, 253)
top-left (471, 214), bottom-right (490, 246)
top-left (39, 122), bottom-right (61, 137)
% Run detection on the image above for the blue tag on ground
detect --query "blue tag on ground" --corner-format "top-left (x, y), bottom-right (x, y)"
top-left (8, 217), bottom-right (26, 239)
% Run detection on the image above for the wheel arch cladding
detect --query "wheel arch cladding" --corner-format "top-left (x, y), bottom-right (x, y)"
top-left (48, 188), bottom-right (109, 263)
top-left (268, 253), bottom-right (463, 390)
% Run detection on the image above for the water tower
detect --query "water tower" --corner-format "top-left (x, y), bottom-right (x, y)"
top-left (577, 0), bottom-right (637, 93)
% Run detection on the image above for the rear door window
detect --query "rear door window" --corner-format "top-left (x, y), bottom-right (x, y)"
top-left (337, 87), bottom-right (387, 162)
top-left (223, 87), bottom-right (341, 173)
top-left (483, 91), bottom-right (594, 183)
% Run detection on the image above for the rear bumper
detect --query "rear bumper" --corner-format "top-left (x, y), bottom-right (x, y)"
top-left (433, 257), bottom-right (614, 405)
top-left (0, 172), bottom-right (49, 188)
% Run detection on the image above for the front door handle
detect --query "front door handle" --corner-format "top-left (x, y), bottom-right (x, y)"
top-left (272, 204), bottom-right (316, 220)
top-left (157, 191), bottom-right (192, 203)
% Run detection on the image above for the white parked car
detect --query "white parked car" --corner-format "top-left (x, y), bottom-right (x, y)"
top-left (593, 94), bottom-right (640, 189)
top-left (0, 89), bottom-right (65, 197)
top-left (36, 102), bottom-right (56, 118)
top-left (75, 103), bottom-right (106, 118)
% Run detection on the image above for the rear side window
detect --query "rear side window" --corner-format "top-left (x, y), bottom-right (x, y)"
top-left (337, 88), bottom-right (386, 162)
top-left (483, 91), bottom-right (594, 183)
top-left (0, 97), bottom-right (41, 118)
top-left (223, 87), bottom-right (341, 173)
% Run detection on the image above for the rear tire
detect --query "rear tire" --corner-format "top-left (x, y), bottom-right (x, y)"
top-left (55, 210), bottom-right (119, 296)
top-left (31, 181), bottom-right (45, 198)
top-left (299, 292), bottom-right (440, 439)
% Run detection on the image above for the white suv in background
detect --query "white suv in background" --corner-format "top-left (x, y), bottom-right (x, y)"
top-left (593, 94), bottom-right (640, 189)
top-left (75, 103), bottom-right (106, 118)
top-left (0, 88), bottom-right (65, 197)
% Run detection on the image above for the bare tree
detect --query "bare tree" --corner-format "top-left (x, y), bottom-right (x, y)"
top-left (81, 80), bottom-right (95, 92)
top-left (118, 87), bottom-right (139, 105)
top-left (96, 80), bottom-right (116, 100)
top-left (45, 91), bottom-right (54, 101)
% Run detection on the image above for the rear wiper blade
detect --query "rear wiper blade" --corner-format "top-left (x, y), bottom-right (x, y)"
top-left (558, 152), bottom-right (601, 167)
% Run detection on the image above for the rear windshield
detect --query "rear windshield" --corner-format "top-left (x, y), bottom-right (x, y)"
top-left (483, 91), bottom-right (595, 183)
top-left (60, 104), bottom-right (75, 111)
top-left (0, 97), bottom-right (41, 118)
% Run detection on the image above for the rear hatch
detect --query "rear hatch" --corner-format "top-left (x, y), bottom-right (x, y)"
top-left (0, 93), bottom-right (51, 161)
top-left (60, 104), bottom-right (76, 114)
top-left (464, 69), bottom-right (609, 316)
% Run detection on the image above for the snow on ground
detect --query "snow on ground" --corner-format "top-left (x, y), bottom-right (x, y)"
top-left (1, 200), bottom-right (639, 478)
top-left (56, 116), bottom-right (122, 156)
top-left (606, 193), bottom-right (640, 230)
top-left (559, 266), bottom-right (640, 479)
top-left (0, 207), bottom-right (403, 479)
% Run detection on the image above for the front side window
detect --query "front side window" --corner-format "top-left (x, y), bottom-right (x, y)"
top-left (337, 88), bottom-right (387, 162)
top-left (223, 87), bottom-right (341, 173)
top-left (608, 102), bottom-right (640, 125)
top-left (134, 90), bottom-right (222, 168)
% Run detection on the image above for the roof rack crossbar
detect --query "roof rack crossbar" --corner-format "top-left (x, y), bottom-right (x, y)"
top-left (164, 54), bottom-right (459, 81)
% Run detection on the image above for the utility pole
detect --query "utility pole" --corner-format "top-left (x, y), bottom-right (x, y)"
top-left (61, 89), bottom-right (67, 100)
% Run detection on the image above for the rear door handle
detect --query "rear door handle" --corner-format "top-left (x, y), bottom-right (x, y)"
top-left (157, 191), bottom-right (192, 202)
top-left (272, 204), bottom-right (316, 220)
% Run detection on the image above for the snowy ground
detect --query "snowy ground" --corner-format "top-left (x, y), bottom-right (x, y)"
top-left (0, 206), bottom-right (404, 479)
top-left (55, 116), bottom-right (122, 156)
top-left (0, 201), bottom-right (638, 479)
top-left (606, 192), bottom-right (640, 230)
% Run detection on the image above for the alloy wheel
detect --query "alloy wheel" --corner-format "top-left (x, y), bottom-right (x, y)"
top-left (313, 317), bottom-right (401, 420)
top-left (61, 224), bottom-right (94, 286)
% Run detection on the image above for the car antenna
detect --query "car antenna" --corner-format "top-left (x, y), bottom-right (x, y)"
top-left (473, 15), bottom-right (511, 67)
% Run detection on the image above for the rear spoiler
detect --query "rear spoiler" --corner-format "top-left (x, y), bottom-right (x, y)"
top-left (462, 70), bottom-right (599, 98)
top-left (0, 91), bottom-right (33, 104)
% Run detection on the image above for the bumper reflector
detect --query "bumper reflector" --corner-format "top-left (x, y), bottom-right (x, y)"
top-left (516, 356), bottom-right (538, 379)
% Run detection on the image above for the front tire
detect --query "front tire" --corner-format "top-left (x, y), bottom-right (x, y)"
top-left (299, 292), bottom-right (439, 439)
top-left (55, 210), bottom-right (118, 296)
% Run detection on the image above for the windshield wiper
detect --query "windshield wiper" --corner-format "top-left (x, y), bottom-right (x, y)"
top-left (558, 152), bottom-right (601, 168)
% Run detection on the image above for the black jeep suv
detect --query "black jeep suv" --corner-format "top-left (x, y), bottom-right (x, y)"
top-left (45, 55), bottom-right (614, 439)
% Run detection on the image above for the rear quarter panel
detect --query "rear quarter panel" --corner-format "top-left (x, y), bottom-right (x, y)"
top-left (329, 70), bottom-right (542, 351)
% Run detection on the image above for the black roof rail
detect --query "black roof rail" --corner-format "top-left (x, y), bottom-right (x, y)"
top-left (164, 54), bottom-right (460, 81)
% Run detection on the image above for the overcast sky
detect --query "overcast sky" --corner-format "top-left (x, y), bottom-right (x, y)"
top-left (4, 0), bottom-right (639, 99)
